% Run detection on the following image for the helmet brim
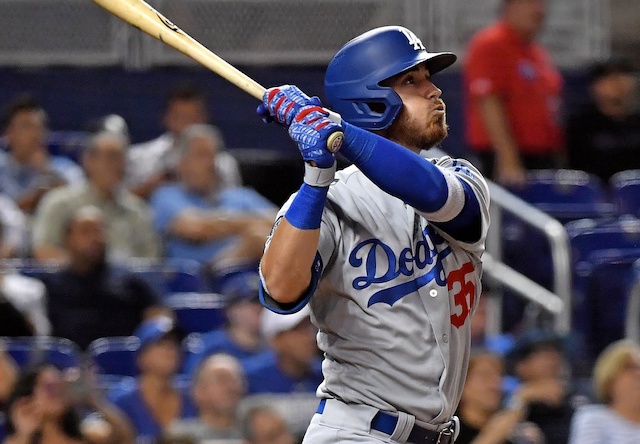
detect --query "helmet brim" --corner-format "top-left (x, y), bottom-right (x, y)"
top-left (379, 51), bottom-right (457, 85)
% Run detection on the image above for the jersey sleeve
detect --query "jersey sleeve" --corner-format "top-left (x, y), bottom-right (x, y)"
top-left (419, 157), bottom-right (490, 255)
top-left (259, 191), bottom-right (338, 314)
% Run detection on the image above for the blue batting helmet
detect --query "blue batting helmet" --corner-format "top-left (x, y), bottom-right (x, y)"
top-left (324, 26), bottom-right (456, 131)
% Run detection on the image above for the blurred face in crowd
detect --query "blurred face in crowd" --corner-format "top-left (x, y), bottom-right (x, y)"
top-left (33, 366), bottom-right (70, 420)
top-left (504, 0), bottom-right (546, 39)
top-left (227, 298), bottom-right (263, 335)
top-left (84, 133), bottom-right (127, 193)
top-left (609, 351), bottom-right (640, 409)
top-left (65, 208), bottom-right (107, 268)
top-left (461, 354), bottom-right (504, 415)
top-left (0, 352), bottom-right (18, 403)
top-left (247, 408), bottom-right (295, 444)
top-left (515, 344), bottom-right (565, 381)
top-left (272, 318), bottom-right (318, 367)
top-left (164, 98), bottom-right (207, 135)
top-left (592, 72), bottom-right (638, 119)
top-left (137, 336), bottom-right (181, 378)
top-left (380, 64), bottom-right (448, 152)
top-left (193, 355), bottom-right (245, 416)
top-left (178, 134), bottom-right (218, 194)
top-left (5, 108), bottom-right (48, 163)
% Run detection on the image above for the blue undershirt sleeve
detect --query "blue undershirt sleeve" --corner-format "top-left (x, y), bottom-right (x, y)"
top-left (340, 122), bottom-right (448, 213)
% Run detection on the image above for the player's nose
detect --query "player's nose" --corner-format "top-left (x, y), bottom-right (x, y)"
top-left (423, 81), bottom-right (442, 100)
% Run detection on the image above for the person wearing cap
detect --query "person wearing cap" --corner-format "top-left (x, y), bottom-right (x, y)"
top-left (182, 271), bottom-right (269, 376)
top-left (503, 329), bottom-right (585, 444)
top-left (241, 307), bottom-right (322, 395)
top-left (566, 57), bottom-right (640, 182)
top-left (568, 339), bottom-right (640, 443)
top-left (111, 316), bottom-right (197, 443)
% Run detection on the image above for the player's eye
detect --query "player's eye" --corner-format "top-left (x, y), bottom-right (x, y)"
top-left (401, 75), bottom-right (415, 85)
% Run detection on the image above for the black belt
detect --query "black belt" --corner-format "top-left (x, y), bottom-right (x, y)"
top-left (316, 399), bottom-right (454, 444)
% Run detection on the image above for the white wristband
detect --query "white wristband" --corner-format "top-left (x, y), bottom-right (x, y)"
top-left (304, 161), bottom-right (336, 187)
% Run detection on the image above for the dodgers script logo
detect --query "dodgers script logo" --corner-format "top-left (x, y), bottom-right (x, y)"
top-left (349, 226), bottom-right (451, 307)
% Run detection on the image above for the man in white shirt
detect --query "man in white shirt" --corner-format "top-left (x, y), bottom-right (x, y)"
top-left (127, 84), bottom-right (241, 200)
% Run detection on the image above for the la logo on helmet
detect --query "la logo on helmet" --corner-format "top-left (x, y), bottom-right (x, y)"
top-left (400, 29), bottom-right (425, 51)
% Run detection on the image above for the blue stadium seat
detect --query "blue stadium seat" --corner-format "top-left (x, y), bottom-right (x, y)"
top-left (87, 336), bottom-right (140, 377)
top-left (96, 374), bottom-right (137, 400)
top-left (566, 216), bottom-right (640, 267)
top-left (610, 169), bottom-right (640, 217)
top-left (47, 131), bottom-right (88, 162)
top-left (166, 292), bottom-right (226, 334)
top-left (507, 169), bottom-right (615, 223)
top-left (0, 336), bottom-right (81, 369)
top-left (128, 258), bottom-right (206, 298)
top-left (573, 251), bottom-right (640, 363)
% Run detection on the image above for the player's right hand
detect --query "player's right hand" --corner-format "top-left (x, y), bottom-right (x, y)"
top-left (289, 105), bottom-right (341, 168)
top-left (257, 85), bottom-right (321, 126)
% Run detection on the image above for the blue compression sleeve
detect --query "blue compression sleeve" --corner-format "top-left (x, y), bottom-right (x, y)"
top-left (284, 183), bottom-right (328, 230)
top-left (340, 122), bottom-right (448, 213)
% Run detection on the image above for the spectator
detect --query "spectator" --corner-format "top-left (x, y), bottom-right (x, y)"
top-left (243, 306), bottom-right (322, 395)
top-left (569, 339), bottom-right (640, 443)
top-left (463, 0), bottom-right (564, 185)
top-left (182, 271), bottom-right (268, 375)
top-left (0, 250), bottom-right (50, 337)
top-left (0, 352), bottom-right (18, 442)
top-left (111, 317), bottom-right (197, 443)
top-left (0, 194), bottom-right (27, 259)
top-left (455, 350), bottom-right (544, 444)
top-left (0, 352), bottom-right (18, 405)
top-left (149, 124), bottom-right (275, 271)
top-left (127, 84), bottom-right (242, 199)
top-left (31, 129), bottom-right (159, 263)
top-left (168, 354), bottom-right (245, 442)
top-left (40, 205), bottom-right (164, 349)
top-left (504, 329), bottom-right (584, 444)
top-left (240, 404), bottom-right (295, 444)
top-left (566, 58), bottom-right (640, 182)
top-left (3, 363), bottom-right (134, 444)
top-left (0, 94), bottom-right (84, 213)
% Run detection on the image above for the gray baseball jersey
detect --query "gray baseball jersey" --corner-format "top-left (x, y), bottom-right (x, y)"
top-left (266, 154), bottom-right (490, 425)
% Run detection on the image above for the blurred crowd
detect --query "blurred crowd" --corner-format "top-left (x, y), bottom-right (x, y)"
top-left (0, 0), bottom-right (639, 443)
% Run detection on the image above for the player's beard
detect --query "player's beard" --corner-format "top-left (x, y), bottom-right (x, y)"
top-left (384, 107), bottom-right (448, 152)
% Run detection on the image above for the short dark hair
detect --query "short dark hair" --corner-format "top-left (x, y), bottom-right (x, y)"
top-left (165, 83), bottom-right (206, 107)
top-left (589, 57), bottom-right (637, 82)
top-left (1, 93), bottom-right (45, 132)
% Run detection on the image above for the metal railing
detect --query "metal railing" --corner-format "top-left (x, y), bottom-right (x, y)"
top-left (486, 182), bottom-right (573, 334)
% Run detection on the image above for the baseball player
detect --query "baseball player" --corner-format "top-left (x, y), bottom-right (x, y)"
top-left (258, 26), bottom-right (490, 444)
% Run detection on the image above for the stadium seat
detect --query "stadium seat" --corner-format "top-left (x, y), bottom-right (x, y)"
top-left (566, 216), bottom-right (640, 267)
top-left (507, 169), bottom-right (615, 223)
top-left (572, 251), bottom-right (640, 363)
top-left (0, 336), bottom-right (81, 369)
top-left (610, 169), bottom-right (640, 217)
top-left (128, 258), bottom-right (206, 298)
top-left (87, 336), bottom-right (140, 377)
top-left (166, 292), bottom-right (226, 334)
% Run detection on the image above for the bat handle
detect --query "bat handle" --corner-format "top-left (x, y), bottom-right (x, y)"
top-left (324, 109), bottom-right (344, 153)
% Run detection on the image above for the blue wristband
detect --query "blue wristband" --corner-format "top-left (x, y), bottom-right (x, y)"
top-left (284, 183), bottom-right (328, 230)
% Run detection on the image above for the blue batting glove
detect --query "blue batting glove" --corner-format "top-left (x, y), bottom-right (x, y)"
top-left (289, 105), bottom-right (342, 168)
top-left (261, 85), bottom-right (322, 126)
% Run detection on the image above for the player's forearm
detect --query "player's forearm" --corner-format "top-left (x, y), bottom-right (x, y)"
top-left (261, 218), bottom-right (319, 303)
top-left (340, 122), bottom-right (449, 212)
top-left (477, 95), bottom-right (519, 159)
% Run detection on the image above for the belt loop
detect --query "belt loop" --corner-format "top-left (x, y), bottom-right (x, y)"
top-left (388, 411), bottom-right (414, 443)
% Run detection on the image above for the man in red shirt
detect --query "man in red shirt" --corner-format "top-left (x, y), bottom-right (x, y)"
top-left (464, 0), bottom-right (564, 186)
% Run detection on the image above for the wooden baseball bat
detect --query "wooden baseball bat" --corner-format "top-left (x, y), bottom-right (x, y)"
top-left (91, 0), bottom-right (344, 152)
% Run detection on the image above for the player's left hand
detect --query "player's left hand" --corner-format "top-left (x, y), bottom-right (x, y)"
top-left (289, 105), bottom-right (342, 168)
top-left (257, 85), bottom-right (322, 126)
